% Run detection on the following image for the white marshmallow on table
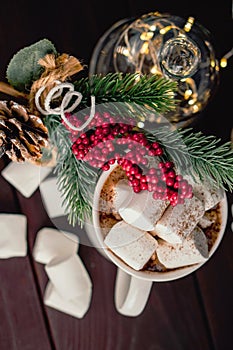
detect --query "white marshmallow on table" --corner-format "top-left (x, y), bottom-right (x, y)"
top-left (33, 227), bottom-right (79, 264)
top-left (151, 196), bottom-right (205, 244)
top-left (0, 214), bottom-right (27, 258)
top-left (34, 229), bottom-right (92, 318)
top-left (44, 280), bottom-right (92, 319)
top-left (156, 226), bottom-right (209, 269)
top-left (104, 220), bottom-right (158, 270)
top-left (45, 254), bottom-right (92, 301)
top-left (39, 176), bottom-right (67, 218)
top-left (118, 191), bottom-right (169, 231)
top-left (184, 174), bottom-right (224, 211)
top-left (1, 161), bottom-right (52, 198)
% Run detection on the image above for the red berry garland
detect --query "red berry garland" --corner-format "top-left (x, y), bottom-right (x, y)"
top-left (64, 112), bottom-right (193, 206)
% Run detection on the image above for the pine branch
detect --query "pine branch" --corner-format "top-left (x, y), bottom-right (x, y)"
top-left (44, 114), bottom-right (98, 227)
top-left (147, 126), bottom-right (233, 191)
top-left (44, 118), bottom-right (233, 228)
top-left (43, 74), bottom-right (233, 228)
top-left (74, 73), bottom-right (178, 116)
top-left (42, 73), bottom-right (179, 227)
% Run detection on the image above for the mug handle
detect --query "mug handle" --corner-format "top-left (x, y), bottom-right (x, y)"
top-left (114, 268), bottom-right (153, 317)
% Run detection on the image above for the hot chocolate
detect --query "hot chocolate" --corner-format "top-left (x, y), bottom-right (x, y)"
top-left (98, 165), bottom-right (223, 273)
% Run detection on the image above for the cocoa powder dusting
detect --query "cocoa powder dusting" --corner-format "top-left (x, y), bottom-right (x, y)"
top-left (99, 165), bottom-right (223, 273)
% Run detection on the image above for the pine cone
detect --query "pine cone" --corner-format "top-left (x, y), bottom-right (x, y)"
top-left (0, 100), bottom-right (49, 163)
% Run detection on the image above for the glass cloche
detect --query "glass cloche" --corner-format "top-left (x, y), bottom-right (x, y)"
top-left (89, 11), bottom-right (220, 127)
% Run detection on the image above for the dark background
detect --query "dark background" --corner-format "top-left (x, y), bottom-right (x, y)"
top-left (0, 0), bottom-right (232, 137)
top-left (0, 1), bottom-right (232, 350)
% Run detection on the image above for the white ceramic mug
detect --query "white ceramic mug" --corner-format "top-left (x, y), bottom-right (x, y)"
top-left (86, 164), bottom-right (228, 317)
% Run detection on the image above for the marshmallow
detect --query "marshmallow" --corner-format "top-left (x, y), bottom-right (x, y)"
top-left (33, 227), bottom-right (79, 264)
top-left (104, 221), bottom-right (157, 270)
top-left (44, 281), bottom-right (92, 319)
top-left (39, 177), bottom-right (67, 218)
top-left (114, 179), bottom-right (134, 211)
top-left (119, 191), bottom-right (169, 231)
top-left (184, 174), bottom-right (224, 211)
top-left (45, 254), bottom-right (92, 300)
top-left (99, 214), bottom-right (120, 237)
top-left (156, 226), bottom-right (209, 269)
top-left (152, 196), bottom-right (205, 244)
top-left (1, 161), bottom-right (52, 198)
top-left (99, 178), bottom-right (133, 215)
top-left (198, 214), bottom-right (214, 229)
top-left (98, 166), bottom-right (128, 215)
top-left (0, 214), bottom-right (27, 258)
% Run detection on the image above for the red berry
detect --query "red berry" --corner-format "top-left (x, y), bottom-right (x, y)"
top-left (148, 168), bottom-right (157, 175)
top-left (102, 164), bottom-right (110, 171)
top-left (176, 175), bottom-right (183, 182)
top-left (155, 148), bottom-right (163, 156)
top-left (166, 178), bottom-right (175, 187)
top-left (165, 161), bottom-right (174, 169)
top-left (133, 186), bottom-right (141, 193)
top-left (152, 142), bottom-right (159, 149)
top-left (140, 175), bottom-right (147, 183)
top-left (140, 183), bottom-right (148, 191)
top-left (108, 159), bottom-right (116, 165)
top-left (167, 169), bottom-right (176, 178)
top-left (130, 165), bottom-right (140, 175)
top-left (174, 181), bottom-right (180, 189)
top-left (152, 191), bottom-right (159, 200)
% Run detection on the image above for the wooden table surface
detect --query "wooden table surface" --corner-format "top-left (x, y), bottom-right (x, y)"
top-left (0, 1), bottom-right (232, 349)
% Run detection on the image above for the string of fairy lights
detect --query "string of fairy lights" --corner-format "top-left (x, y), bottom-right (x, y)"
top-left (112, 12), bottom-right (220, 122)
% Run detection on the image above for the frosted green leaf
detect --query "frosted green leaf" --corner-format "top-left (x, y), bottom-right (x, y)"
top-left (6, 38), bottom-right (57, 92)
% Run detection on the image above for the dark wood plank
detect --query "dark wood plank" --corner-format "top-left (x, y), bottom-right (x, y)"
top-left (0, 159), bottom-right (53, 350)
top-left (196, 192), bottom-right (233, 350)
top-left (15, 189), bottom-right (57, 320)
top-left (15, 184), bottom-right (213, 350)
top-left (76, 246), bottom-right (213, 350)
top-left (0, 258), bottom-right (52, 350)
